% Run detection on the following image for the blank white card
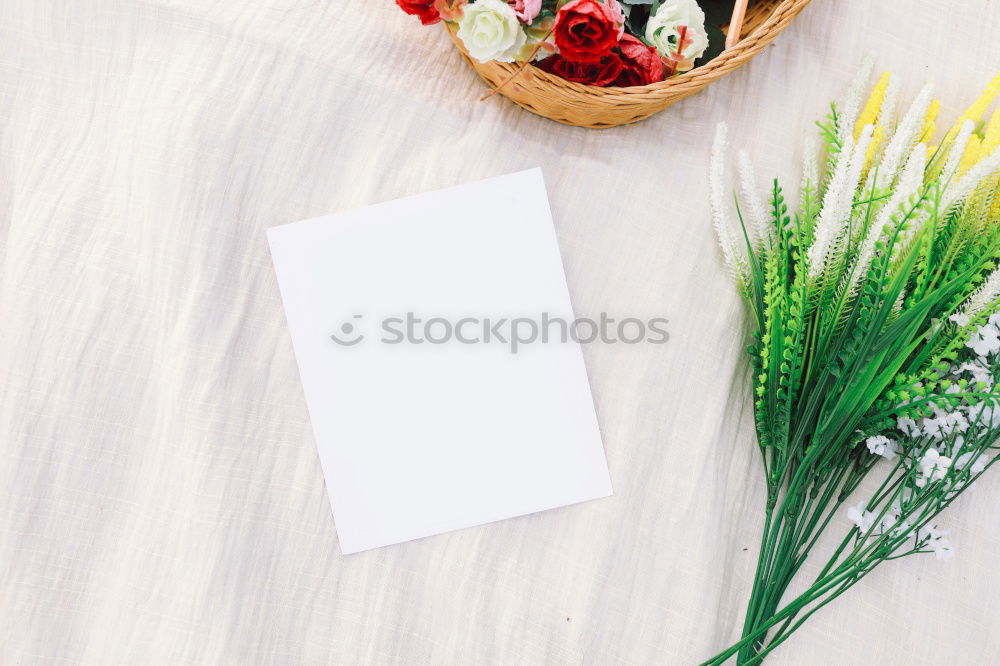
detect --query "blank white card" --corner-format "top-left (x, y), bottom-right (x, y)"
top-left (267, 168), bottom-right (612, 554)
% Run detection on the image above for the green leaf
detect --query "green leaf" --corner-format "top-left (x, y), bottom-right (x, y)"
top-left (697, 23), bottom-right (727, 67)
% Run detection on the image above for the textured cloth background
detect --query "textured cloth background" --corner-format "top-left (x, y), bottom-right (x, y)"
top-left (1, 1), bottom-right (999, 664)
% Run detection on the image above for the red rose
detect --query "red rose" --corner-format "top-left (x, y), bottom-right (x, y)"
top-left (537, 53), bottom-right (624, 87)
top-left (396, 0), bottom-right (440, 25)
top-left (552, 0), bottom-right (623, 64)
top-left (613, 35), bottom-right (664, 86)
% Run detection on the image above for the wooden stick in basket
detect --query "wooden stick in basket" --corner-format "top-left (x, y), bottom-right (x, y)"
top-left (480, 29), bottom-right (555, 102)
top-left (726, 0), bottom-right (750, 49)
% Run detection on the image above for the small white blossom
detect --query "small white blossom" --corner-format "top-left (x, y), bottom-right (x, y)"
top-left (897, 416), bottom-right (921, 437)
top-left (920, 405), bottom-right (969, 440)
top-left (893, 519), bottom-right (913, 538)
top-left (866, 435), bottom-right (899, 460)
top-left (878, 515), bottom-right (900, 535)
top-left (919, 524), bottom-right (955, 560)
top-left (916, 449), bottom-right (952, 487)
top-left (958, 359), bottom-right (993, 389)
top-left (955, 451), bottom-right (988, 475)
top-left (847, 501), bottom-right (877, 532)
top-left (967, 323), bottom-right (1000, 357)
top-left (968, 402), bottom-right (1000, 429)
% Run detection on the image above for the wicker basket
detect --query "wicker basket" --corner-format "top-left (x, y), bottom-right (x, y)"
top-left (448, 0), bottom-right (811, 128)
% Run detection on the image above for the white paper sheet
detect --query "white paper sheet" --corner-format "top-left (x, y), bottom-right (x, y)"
top-left (267, 169), bottom-right (613, 553)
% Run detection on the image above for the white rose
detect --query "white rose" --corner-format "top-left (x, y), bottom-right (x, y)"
top-left (456, 0), bottom-right (527, 63)
top-left (645, 0), bottom-right (709, 72)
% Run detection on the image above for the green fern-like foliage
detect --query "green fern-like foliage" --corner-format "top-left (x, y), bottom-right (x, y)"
top-left (706, 65), bottom-right (1000, 665)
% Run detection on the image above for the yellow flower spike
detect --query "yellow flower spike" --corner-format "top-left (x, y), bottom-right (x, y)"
top-left (958, 135), bottom-right (982, 175)
top-left (856, 71), bottom-right (890, 140)
top-left (956, 73), bottom-right (1000, 128)
top-left (922, 99), bottom-right (941, 143)
top-left (865, 125), bottom-right (884, 170)
top-left (977, 108), bottom-right (1000, 217)
top-left (983, 107), bottom-right (1000, 154)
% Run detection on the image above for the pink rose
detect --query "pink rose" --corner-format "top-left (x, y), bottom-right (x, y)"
top-left (507, 0), bottom-right (542, 23)
top-left (434, 0), bottom-right (467, 22)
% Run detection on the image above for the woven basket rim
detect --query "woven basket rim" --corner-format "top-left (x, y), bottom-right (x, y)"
top-left (447, 0), bottom-right (810, 96)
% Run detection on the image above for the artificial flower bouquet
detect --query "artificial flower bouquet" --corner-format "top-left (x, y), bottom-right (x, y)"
top-left (396, 0), bottom-right (738, 87)
top-left (707, 64), bottom-right (1000, 663)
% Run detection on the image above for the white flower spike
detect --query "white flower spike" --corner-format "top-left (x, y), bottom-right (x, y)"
top-left (875, 83), bottom-right (932, 190)
top-left (710, 123), bottom-right (749, 284)
top-left (838, 55), bottom-right (876, 144)
top-left (738, 149), bottom-right (770, 249)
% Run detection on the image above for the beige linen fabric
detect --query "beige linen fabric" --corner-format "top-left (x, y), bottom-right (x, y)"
top-left (1, 1), bottom-right (999, 663)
